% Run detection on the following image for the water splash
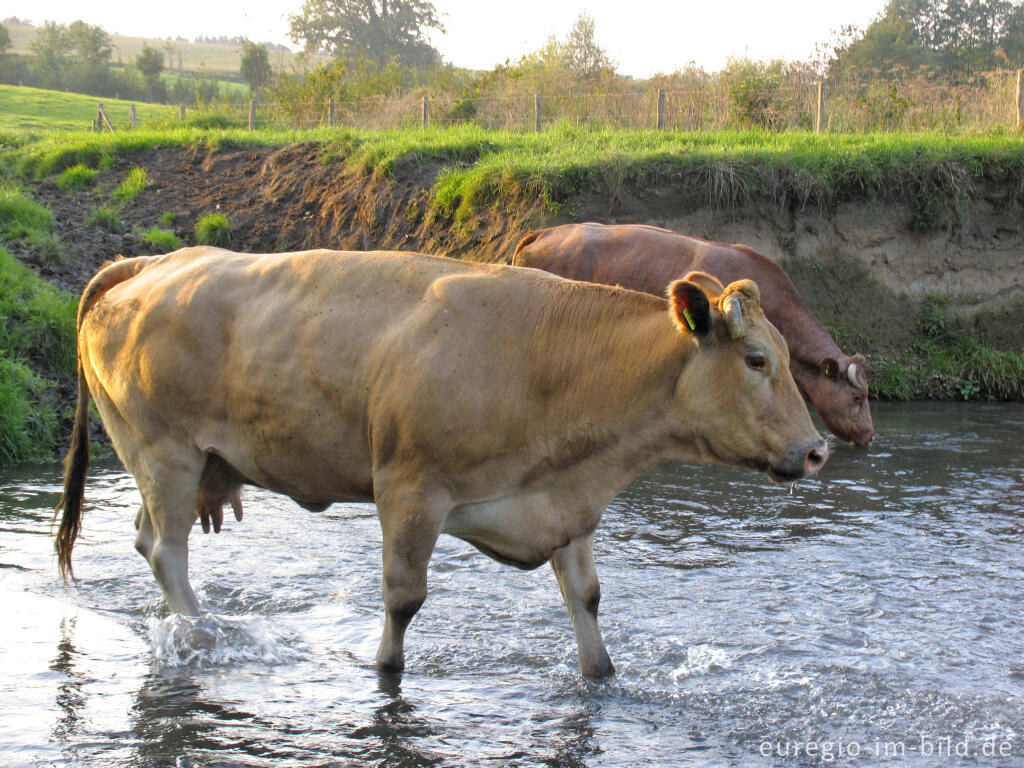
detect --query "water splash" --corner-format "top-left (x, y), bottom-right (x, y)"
top-left (670, 644), bottom-right (733, 680)
top-left (145, 612), bottom-right (300, 669)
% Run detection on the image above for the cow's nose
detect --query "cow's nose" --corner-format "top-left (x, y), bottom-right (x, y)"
top-left (804, 440), bottom-right (828, 476)
top-left (769, 439), bottom-right (829, 481)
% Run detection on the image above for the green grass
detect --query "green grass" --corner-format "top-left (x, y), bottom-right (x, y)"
top-left (0, 84), bottom-right (178, 133)
top-left (0, 245), bottom-right (78, 464)
top-left (114, 166), bottom-right (149, 201)
top-left (193, 212), bottom-right (232, 246)
top-left (55, 163), bottom-right (98, 191)
top-left (870, 296), bottom-right (1024, 401)
top-left (159, 210), bottom-right (183, 227)
top-left (0, 182), bottom-right (63, 263)
top-left (142, 226), bottom-right (182, 252)
top-left (85, 206), bottom-right (124, 233)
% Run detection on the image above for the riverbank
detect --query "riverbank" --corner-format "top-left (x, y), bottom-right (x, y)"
top-left (1, 127), bottom-right (1022, 462)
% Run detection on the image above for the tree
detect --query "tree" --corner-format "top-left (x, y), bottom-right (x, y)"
top-left (289, 0), bottom-right (445, 68)
top-left (0, 24), bottom-right (10, 57)
top-left (67, 20), bottom-right (112, 65)
top-left (240, 39), bottom-right (272, 92)
top-left (563, 12), bottom-right (615, 80)
top-left (29, 21), bottom-right (71, 81)
top-left (136, 44), bottom-right (164, 99)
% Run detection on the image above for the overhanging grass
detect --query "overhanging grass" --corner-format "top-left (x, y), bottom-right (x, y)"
top-left (0, 245), bottom-right (78, 464)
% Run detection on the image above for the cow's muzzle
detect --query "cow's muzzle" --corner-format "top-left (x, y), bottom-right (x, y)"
top-left (769, 439), bottom-right (829, 482)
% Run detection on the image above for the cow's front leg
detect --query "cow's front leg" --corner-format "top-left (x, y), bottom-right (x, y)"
top-left (374, 485), bottom-right (447, 673)
top-left (550, 533), bottom-right (614, 678)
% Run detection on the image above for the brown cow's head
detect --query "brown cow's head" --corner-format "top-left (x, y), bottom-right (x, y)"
top-left (667, 272), bottom-right (828, 481)
top-left (806, 355), bottom-right (875, 446)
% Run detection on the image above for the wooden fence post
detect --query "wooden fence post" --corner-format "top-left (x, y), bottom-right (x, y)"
top-left (1016, 70), bottom-right (1023, 130)
top-left (535, 93), bottom-right (542, 132)
top-left (658, 89), bottom-right (666, 130)
top-left (129, 104), bottom-right (137, 130)
top-left (97, 104), bottom-right (115, 133)
top-left (179, 104), bottom-right (186, 122)
top-left (329, 97), bottom-right (335, 127)
top-left (816, 82), bottom-right (826, 133)
top-left (248, 100), bottom-right (256, 131)
top-left (422, 95), bottom-right (429, 127)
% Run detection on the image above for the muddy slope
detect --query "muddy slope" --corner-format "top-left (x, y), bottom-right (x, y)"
top-left (21, 141), bottom-right (1024, 355)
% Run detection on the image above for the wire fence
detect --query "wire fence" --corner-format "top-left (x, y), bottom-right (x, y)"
top-left (96, 70), bottom-right (1024, 134)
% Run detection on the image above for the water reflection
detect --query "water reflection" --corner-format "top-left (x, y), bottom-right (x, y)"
top-left (50, 617), bottom-right (86, 743)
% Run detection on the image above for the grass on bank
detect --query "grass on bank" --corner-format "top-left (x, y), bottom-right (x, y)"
top-left (0, 245), bottom-right (77, 465)
top-left (870, 297), bottom-right (1024, 401)
top-left (0, 182), bottom-right (63, 264)
top-left (7, 123), bottom-right (1024, 213)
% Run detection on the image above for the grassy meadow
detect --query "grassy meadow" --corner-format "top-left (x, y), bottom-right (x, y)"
top-left (0, 84), bottom-right (178, 132)
top-left (3, 23), bottom-right (313, 76)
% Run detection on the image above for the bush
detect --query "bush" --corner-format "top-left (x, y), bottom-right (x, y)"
top-left (186, 111), bottom-right (245, 130)
top-left (86, 206), bottom-right (124, 233)
top-left (193, 212), bottom-right (231, 246)
top-left (55, 163), bottom-right (98, 191)
top-left (114, 166), bottom-right (149, 201)
top-left (142, 226), bottom-right (182, 252)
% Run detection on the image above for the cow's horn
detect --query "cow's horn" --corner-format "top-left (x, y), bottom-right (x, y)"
top-left (847, 362), bottom-right (860, 388)
top-left (724, 296), bottom-right (745, 340)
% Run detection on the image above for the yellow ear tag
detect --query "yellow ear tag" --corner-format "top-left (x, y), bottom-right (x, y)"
top-left (682, 307), bottom-right (696, 331)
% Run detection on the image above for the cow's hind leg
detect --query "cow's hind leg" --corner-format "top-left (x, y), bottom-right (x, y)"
top-left (134, 451), bottom-right (205, 616)
top-left (134, 503), bottom-right (154, 561)
top-left (373, 482), bottom-right (449, 673)
top-left (550, 533), bottom-right (614, 678)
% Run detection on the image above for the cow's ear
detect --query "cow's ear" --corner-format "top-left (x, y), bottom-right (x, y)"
top-left (820, 357), bottom-right (840, 380)
top-left (668, 279), bottom-right (712, 336)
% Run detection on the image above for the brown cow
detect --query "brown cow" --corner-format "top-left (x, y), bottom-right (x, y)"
top-left (55, 247), bottom-right (827, 678)
top-left (513, 223), bottom-right (874, 446)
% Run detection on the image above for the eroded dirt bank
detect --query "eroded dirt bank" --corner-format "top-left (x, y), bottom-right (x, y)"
top-left (23, 141), bottom-right (1024, 358)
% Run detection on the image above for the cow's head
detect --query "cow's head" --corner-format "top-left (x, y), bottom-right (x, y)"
top-left (802, 354), bottom-right (874, 446)
top-left (667, 272), bottom-right (828, 481)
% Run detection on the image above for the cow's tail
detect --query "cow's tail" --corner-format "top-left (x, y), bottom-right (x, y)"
top-left (54, 256), bottom-right (151, 582)
top-left (509, 229), bottom-right (544, 266)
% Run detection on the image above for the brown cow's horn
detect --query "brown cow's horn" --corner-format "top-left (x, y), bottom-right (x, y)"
top-left (724, 296), bottom-right (745, 340)
top-left (847, 362), bottom-right (860, 388)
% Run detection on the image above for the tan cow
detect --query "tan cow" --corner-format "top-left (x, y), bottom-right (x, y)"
top-left (55, 248), bottom-right (827, 678)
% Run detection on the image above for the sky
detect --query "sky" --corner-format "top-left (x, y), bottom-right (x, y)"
top-left (6, 0), bottom-right (891, 76)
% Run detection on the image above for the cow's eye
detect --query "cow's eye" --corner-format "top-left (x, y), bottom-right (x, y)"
top-left (746, 353), bottom-right (767, 372)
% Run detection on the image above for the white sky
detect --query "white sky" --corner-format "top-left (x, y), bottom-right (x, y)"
top-left (7, 0), bottom-right (890, 76)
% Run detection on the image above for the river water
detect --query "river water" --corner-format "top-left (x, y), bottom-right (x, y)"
top-left (0, 402), bottom-right (1021, 768)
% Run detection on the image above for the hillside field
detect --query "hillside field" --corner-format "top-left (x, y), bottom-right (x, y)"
top-left (4, 23), bottom-right (321, 77)
top-left (0, 84), bottom-right (178, 131)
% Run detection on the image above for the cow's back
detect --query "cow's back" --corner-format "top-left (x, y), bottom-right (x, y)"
top-left (514, 223), bottom-right (780, 299)
top-left (80, 248), bottom-right (496, 502)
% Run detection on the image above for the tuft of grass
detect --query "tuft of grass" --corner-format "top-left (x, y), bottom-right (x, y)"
top-left (86, 206), bottom-right (124, 234)
top-left (0, 183), bottom-right (63, 264)
top-left (55, 163), bottom-right (98, 191)
top-left (159, 210), bottom-right (183, 228)
top-left (142, 226), bottom-right (182, 252)
top-left (114, 166), bottom-right (150, 201)
top-left (0, 183), bottom-right (53, 241)
top-left (193, 212), bottom-right (231, 246)
top-left (0, 245), bottom-right (78, 463)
